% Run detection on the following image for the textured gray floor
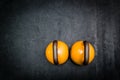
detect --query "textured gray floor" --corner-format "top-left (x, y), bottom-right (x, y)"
top-left (0, 0), bottom-right (120, 80)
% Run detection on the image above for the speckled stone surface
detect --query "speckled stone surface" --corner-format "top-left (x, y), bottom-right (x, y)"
top-left (0, 0), bottom-right (120, 80)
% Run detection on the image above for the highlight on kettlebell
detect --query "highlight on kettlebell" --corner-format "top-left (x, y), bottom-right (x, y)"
top-left (45, 40), bottom-right (69, 65)
top-left (70, 40), bottom-right (95, 65)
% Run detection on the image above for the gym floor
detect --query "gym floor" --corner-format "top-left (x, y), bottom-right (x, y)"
top-left (0, 0), bottom-right (120, 80)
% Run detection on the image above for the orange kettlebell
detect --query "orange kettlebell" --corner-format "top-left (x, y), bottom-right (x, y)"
top-left (70, 40), bottom-right (95, 65)
top-left (45, 40), bottom-right (69, 65)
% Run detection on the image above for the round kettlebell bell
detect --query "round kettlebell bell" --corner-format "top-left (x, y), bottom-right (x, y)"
top-left (70, 40), bottom-right (95, 65)
top-left (45, 40), bottom-right (69, 65)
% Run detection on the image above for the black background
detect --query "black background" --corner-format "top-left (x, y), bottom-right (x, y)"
top-left (0, 0), bottom-right (120, 80)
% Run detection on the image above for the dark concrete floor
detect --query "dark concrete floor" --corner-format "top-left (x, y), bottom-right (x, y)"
top-left (0, 0), bottom-right (120, 80)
